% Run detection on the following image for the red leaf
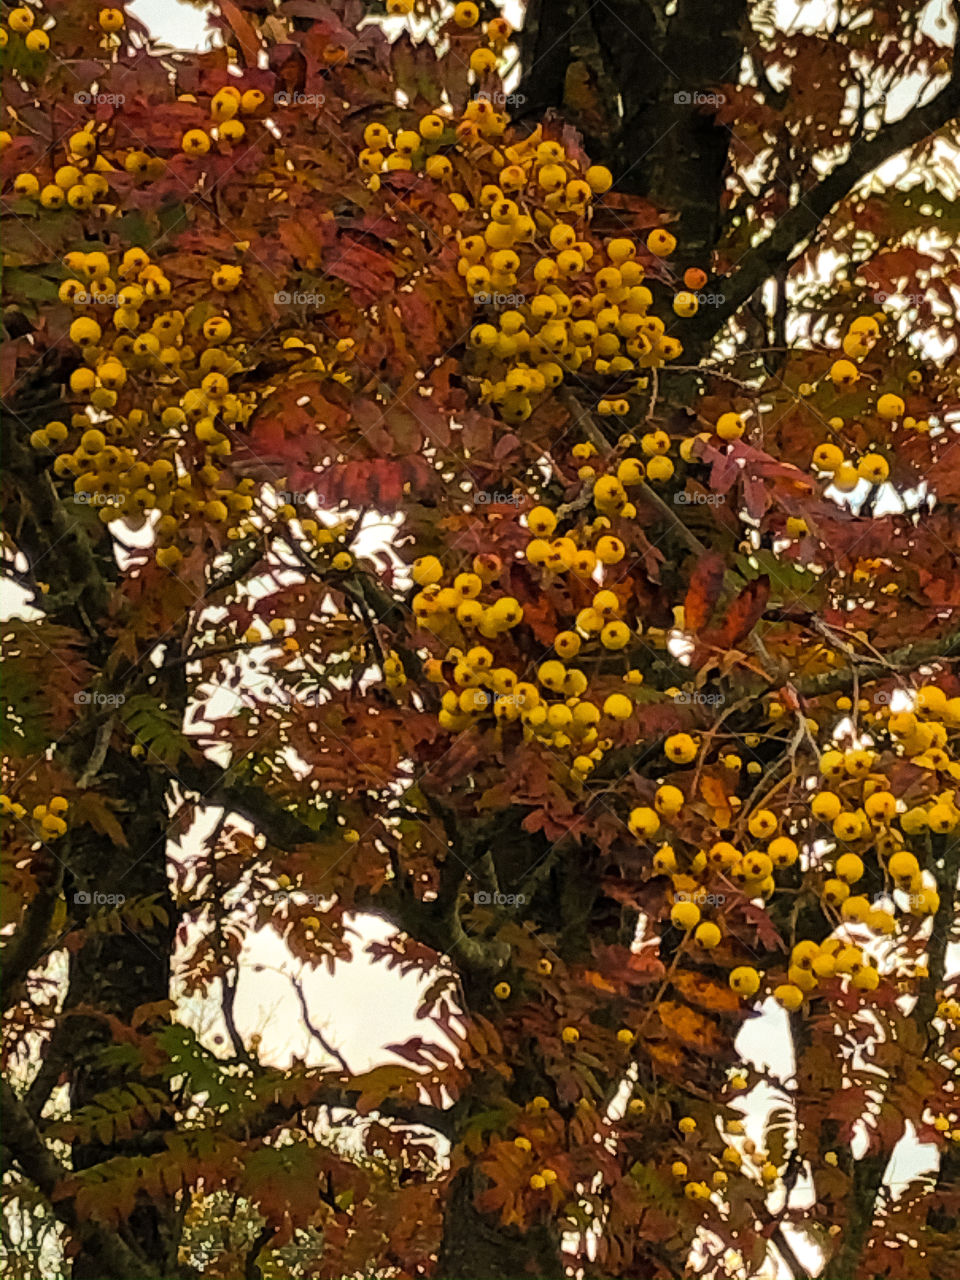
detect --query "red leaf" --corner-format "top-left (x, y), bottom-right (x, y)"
top-left (684, 553), bottom-right (725, 633)
top-left (716, 577), bottom-right (770, 648)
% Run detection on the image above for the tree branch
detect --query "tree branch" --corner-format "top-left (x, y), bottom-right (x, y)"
top-left (287, 971), bottom-right (352, 1073)
top-left (915, 832), bottom-right (960, 1029)
top-left (700, 62), bottom-right (960, 347)
top-left (1, 871), bottom-right (63, 1012)
top-left (790, 626), bottom-right (960, 700)
top-left (0, 1081), bottom-right (159, 1280)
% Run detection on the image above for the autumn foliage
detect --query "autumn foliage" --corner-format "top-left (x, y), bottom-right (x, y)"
top-left (2, 1), bottom-right (960, 1277)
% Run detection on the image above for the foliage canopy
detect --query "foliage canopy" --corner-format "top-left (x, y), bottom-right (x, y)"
top-left (2, 1), bottom-right (960, 1278)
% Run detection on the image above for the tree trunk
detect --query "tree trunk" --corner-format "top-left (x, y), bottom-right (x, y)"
top-left (438, 1169), bottom-right (566, 1280)
top-left (66, 751), bottom-right (178, 1279)
top-left (518, 0), bottom-right (747, 276)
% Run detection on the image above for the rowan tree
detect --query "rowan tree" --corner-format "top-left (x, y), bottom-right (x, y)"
top-left (2, 1), bottom-right (960, 1278)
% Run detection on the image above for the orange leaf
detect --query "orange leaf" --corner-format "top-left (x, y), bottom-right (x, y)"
top-left (584, 969), bottom-right (618, 993)
top-left (657, 1000), bottom-right (723, 1051)
top-left (670, 969), bottom-right (740, 1014)
top-left (700, 774), bottom-right (732, 825)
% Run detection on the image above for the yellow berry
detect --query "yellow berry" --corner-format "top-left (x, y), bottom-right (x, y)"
top-left (671, 900), bottom-right (700, 931)
top-left (730, 966), bottom-right (760, 997)
top-left (664, 733), bottom-right (697, 764)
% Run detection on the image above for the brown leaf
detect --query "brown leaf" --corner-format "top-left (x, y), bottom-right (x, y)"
top-left (217, 0), bottom-right (262, 66)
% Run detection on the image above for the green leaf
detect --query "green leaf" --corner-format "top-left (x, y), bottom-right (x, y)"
top-left (120, 694), bottom-right (188, 768)
top-left (3, 267), bottom-right (61, 303)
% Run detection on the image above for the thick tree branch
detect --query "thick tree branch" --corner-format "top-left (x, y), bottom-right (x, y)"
top-left (915, 833), bottom-right (960, 1029)
top-left (790, 626), bottom-right (960, 700)
top-left (831, 1151), bottom-right (886, 1279)
top-left (700, 63), bottom-right (960, 347)
top-left (176, 758), bottom-right (333, 849)
top-left (1, 869), bottom-right (62, 1011)
top-left (0, 1081), bottom-right (160, 1280)
top-left (1, 396), bottom-right (114, 627)
top-left (249, 1076), bottom-right (459, 1141)
top-left (176, 759), bottom-right (433, 939)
